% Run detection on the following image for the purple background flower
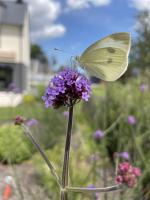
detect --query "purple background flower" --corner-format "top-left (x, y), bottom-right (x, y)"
top-left (139, 84), bottom-right (148, 92)
top-left (63, 111), bottom-right (69, 118)
top-left (26, 119), bottom-right (38, 127)
top-left (119, 152), bottom-right (130, 160)
top-left (127, 115), bottom-right (137, 125)
top-left (93, 130), bottom-right (104, 140)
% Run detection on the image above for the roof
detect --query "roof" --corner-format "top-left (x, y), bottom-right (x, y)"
top-left (0, 1), bottom-right (27, 26)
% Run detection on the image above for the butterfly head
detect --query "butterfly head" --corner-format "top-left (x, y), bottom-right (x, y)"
top-left (74, 55), bottom-right (79, 61)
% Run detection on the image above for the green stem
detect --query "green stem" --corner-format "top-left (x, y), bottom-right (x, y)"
top-left (104, 114), bottom-right (123, 135)
top-left (22, 124), bottom-right (61, 188)
top-left (66, 184), bottom-right (123, 194)
top-left (61, 106), bottom-right (74, 200)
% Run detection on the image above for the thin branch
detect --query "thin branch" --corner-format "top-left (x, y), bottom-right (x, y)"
top-left (66, 184), bottom-right (123, 194)
top-left (104, 114), bottom-right (123, 135)
top-left (22, 124), bottom-right (61, 188)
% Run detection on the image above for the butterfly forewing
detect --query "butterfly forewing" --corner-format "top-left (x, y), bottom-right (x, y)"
top-left (82, 32), bottom-right (131, 55)
top-left (78, 32), bottom-right (131, 81)
top-left (80, 47), bottom-right (128, 81)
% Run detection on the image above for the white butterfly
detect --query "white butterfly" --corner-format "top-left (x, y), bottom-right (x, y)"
top-left (75, 32), bottom-right (131, 81)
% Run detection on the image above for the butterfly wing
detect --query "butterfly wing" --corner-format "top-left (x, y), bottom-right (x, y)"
top-left (78, 32), bottom-right (131, 81)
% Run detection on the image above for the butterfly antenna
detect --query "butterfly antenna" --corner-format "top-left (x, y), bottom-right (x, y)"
top-left (54, 48), bottom-right (74, 56)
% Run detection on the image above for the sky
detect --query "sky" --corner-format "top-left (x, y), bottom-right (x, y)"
top-left (11, 0), bottom-right (150, 66)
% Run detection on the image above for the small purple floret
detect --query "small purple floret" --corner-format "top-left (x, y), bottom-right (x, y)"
top-left (139, 84), bottom-right (148, 92)
top-left (26, 119), bottom-right (38, 127)
top-left (63, 111), bottom-right (69, 118)
top-left (93, 130), bottom-right (104, 140)
top-left (119, 152), bottom-right (130, 160)
top-left (42, 68), bottom-right (91, 108)
top-left (127, 115), bottom-right (137, 125)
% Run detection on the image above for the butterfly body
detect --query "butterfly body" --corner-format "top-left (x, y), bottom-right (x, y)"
top-left (75, 32), bottom-right (131, 81)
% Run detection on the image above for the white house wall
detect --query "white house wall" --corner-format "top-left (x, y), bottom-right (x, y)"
top-left (22, 11), bottom-right (30, 67)
top-left (0, 25), bottom-right (22, 63)
top-left (22, 11), bottom-right (30, 90)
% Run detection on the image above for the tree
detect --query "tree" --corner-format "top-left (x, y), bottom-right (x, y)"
top-left (130, 11), bottom-right (150, 71)
top-left (31, 44), bottom-right (48, 64)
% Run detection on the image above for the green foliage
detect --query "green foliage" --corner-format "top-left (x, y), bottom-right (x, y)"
top-left (0, 101), bottom-right (67, 148)
top-left (0, 72), bottom-right (149, 199)
top-left (33, 144), bottom-right (106, 200)
top-left (23, 94), bottom-right (36, 104)
top-left (33, 74), bottom-right (150, 200)
top-left (0, 124), bottom-right (34, 163)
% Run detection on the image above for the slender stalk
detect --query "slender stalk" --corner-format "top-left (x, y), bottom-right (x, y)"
top-left (61, 106), bottom-right (74, 200)
top-left (66, 184), bottom-right (123, 193)
top-left (11, 164), bottom-right (25, 200)
top-left (104, 114), bottom-right (123, 135)
top-left (103, 168), bottom-right (108, 200)
top-left (22, 124), bottom-right (61, 188)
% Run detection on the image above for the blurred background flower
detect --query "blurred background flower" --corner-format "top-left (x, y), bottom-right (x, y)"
top-left (127, 115), bottom-right (137, 125)
top-left (26, 118), bottom-right (39, 127)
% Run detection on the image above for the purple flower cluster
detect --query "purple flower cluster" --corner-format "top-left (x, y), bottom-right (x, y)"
top-left (42, 68), bottom-right (91, 108)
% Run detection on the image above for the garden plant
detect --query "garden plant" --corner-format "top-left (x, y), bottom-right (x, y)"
top-left (14, 63), bottom-right (142, 199)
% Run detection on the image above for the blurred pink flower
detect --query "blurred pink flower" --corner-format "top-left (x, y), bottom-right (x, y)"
top-left (14, 116), bottom-right (25, 125)
top-left (116, 162), bottom-right (141, 188)
top-left (116, 175), bottom-right (123, 184)
top-left (132, 167), bottom-right (141, 177)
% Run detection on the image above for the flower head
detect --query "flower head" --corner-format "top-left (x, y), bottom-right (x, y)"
top-left (114, 152), bottom-right (130, 160)
top-left (119, 152), bottom-right (130, 160)
top-left (63, 111), bottom-right (69, 118)
top-left (139, 83), bottom-right (148, 92)
top-left (14, 116), bottom-right (25, 125)
top-left (93, 130), bottom-right (104, 142)
top-left (127, 115), bottom-right (136, 125)
top-left (26, 118), bottom-right (38, 127)
top-left (42, 68), bottom-right (91, 108)
top-left (115, 162), bottom-right (141, 188)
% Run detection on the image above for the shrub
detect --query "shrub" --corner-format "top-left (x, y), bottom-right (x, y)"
top-left (0, 124), bottom-right (34, 164)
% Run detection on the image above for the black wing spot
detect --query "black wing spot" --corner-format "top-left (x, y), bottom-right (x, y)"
top-left (107, 47), bottom-right (115, 53)
top-left (107, 58), bottom-right (113, 63)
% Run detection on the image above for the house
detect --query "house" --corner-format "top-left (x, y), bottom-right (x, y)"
top-left (0, 0), bottom-right (30, 92)
top-left (31, 59), bottom-right (53, 87)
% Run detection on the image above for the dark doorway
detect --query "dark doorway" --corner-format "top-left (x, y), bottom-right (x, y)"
top-left (0, 66), bottom-right (13, 90)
